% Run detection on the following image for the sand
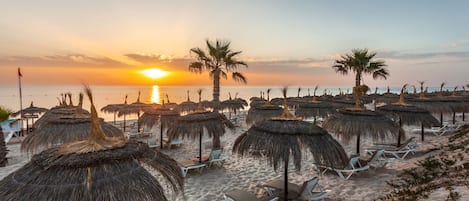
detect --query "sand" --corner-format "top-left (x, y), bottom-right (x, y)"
top-left (1, 113), bottom-right (467, 201)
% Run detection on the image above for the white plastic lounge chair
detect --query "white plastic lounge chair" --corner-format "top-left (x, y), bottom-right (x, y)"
top-left (205, 149), bottom-right (226, 167)
top-left (224, 189), bottom-right (279, 201)
top-left (177, 160), bottom-right (206, 177)
top-left (163, 137), bottom-right (183, 148)
top-left (411, 125), bottom-right (451, 136)
top-left (263, 176), bottom-right (329, 200)
top-left (313, 156), bottom-right (370, 180)
top-left (360, 149), bottom-right (394, 168)
top-left (146, 138), bottom-right (160, 149)
top-left (367, 137), bottom-right (418, 160)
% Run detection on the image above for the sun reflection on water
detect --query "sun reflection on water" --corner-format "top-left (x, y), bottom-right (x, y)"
top-left (151, 85), bottom-right (161, 104)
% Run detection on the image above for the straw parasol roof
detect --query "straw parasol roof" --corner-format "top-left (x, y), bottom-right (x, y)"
top-left (12, 101), bottom-right (48, 117)
top-left (167, 110), bottom-right (233, 162)
top-left (163, 94), bottom-right (178, 110)
top-left (176, 90), bottom-right (198, 113)
top-left (100, 103), bottom-right (121, 124)
top-left (245, 104), bottom-right (283, 125)
top-left (21, 115), bottom-right (124, 154)
top-left (377, 84), bottom-right (440, 144)
top-left (33, 93), bottom-right (89, 130)
top-left (233, 87), bottom-right (348, 200)
top-left (323, 108), bottom-right (401, 155)
top-left (0, 86), bottom-right (184, 201)
top-left (295, 88), bottom-right (335, 124)
top-left (221, 92), bottom-right (248, 119)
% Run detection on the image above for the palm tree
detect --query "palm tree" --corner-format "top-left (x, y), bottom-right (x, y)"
top-left (189, 39), bottom-right (248, 148)
top-left (332, 49), bottom-right (389, 108)
top-left (189, 40), bottom-right (248, 111)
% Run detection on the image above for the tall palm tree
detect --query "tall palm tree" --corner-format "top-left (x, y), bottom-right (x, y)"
top-left (189, 39), bottom-right (247, 148)
top-left (332, 49), bottom-right (389, 108)
top-left (189, 40), bottom-right (248, 111)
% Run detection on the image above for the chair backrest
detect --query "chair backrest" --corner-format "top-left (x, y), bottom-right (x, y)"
top-left (148, 138), bottom-right (157, 145)
top-left (209, 149), bottom-right (223, 160)
top-left (299, 176), bottom-right (319, 198)
top-left (349, 156), bottom-right (362, 169)
top-left (367, 149), bottom-right (385, 163)
top-left (397, 137), bottom-right (416, 150)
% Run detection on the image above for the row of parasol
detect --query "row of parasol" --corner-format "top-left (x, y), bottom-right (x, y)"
top-left (1, 85), bottom-right (467, 200)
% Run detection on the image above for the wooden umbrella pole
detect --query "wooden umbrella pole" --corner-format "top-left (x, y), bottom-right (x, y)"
top-left (397, 119), bottom-right (402, 147)
top-left (356, 134), bottom-right (361, 155)
top-left (199, 130), bottom-right (203, 164)
top-left (160, 124), bottom-right (164, 148)
top-left (421, 123), bottom-right (424, 142)
top-left (453, 112), bottom-right (456, 124)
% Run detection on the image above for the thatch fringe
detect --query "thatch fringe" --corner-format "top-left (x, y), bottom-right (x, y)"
top-left (378, 104), bottom-right (440, 127)
top-left (233, 120), bottom-right (349, 170)
top-left (0, 142), bottom-right (184, 201)
top-left (322, 109), bottom-right (401, 143)
top-left (21, 120), bottom-right (124, 154)
top-left (166, 111), bottom-right (232, 140)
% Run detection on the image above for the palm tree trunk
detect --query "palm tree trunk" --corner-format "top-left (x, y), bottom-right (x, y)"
top-left (354, 73), bottom-right (362, 108)
top-left (212, 69), bottom-right (222, 149)
top-left (213, 69), bottom-right (221, 112)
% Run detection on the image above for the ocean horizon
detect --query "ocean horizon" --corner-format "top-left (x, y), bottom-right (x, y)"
top-left (0, 84), bottom-right (454, 122)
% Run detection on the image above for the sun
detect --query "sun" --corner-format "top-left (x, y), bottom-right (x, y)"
top-left (142, 68), bottom-right (169, 79)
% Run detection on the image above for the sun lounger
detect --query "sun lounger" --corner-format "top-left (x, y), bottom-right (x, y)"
top-left (205, 149), bottom-right (226, 167)
top-left (224, 189), bottom-right (279, 201)
top-left (163, 137), bottom-right (183, 148)
top-left (177, 160), bottom-right (206, 177)
top-left (313, 156), bottom-right (369, 180)
top-left (359, 149), bottom-right (394, 168)
top-left (191, 149), bottom-right (226, 168)
top-left (367, 137), bottom-right (418, 160)
top-left (147, 138), bottom-right (160, 149)
top-left (263, 176), bottom-right (329, 200)
top-left (411, 125), bottom-right (452, 136)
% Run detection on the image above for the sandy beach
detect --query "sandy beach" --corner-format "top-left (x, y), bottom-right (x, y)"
top-left (1, 113), bottom-right (468, 201)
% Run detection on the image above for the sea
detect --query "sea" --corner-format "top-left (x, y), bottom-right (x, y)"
top-left (0, 84), bottom-right (450, 122)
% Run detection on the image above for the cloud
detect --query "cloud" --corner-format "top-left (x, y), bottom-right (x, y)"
top-left (448, 40), bottom-right (469, 48)
top-left (378, 50), bottom-right (469, 60)
top-left (0, 54), bottom-right (131, 68)
top-left (124, 53), bottom-right (192, 71)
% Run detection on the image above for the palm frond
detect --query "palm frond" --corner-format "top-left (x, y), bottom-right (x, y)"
top-left (189, 62), bottom-right (204, 73)
top-left (232, 72), bottom-right (247, 83)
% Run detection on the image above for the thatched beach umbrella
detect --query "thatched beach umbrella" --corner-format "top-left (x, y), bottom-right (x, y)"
top-left (140, 103), bottom-right (180, 148)
top-left (233, 88), bottom-right (348, 200)
top-left (176, 90), bottom-right (198, 113)
top-left (164, 94), bottom-right (178, 110)
top-left (117, 91), bottom-right (150, 131)
top-left (378, 85), bottom-right (440, 143)
top-left (295, 86), bottom-right (335, 124)
top-left (323, 109), bottom-right (401, 155)
top-left (0, 86), bottom-right (184, 201)
top-left (12, 101), bottom-right (49, 133)
top-left (100, 103), bottom-right (121, 124)
top-left (33, 93), bottom-right (89, 130)
top-left (221, 92), bottom-right (248, 119)
top-left (167, 111), bottom-right (233, 163)
top-left (21, 111), bottom-right (124, 154)
top-left (13, 101), bottom-right (48, 116)
top-left (246, 104), bottom-right (283, 125)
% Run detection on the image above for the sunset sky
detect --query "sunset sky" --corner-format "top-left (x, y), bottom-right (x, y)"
top-left (1, 1), bottom-right (468, 87)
